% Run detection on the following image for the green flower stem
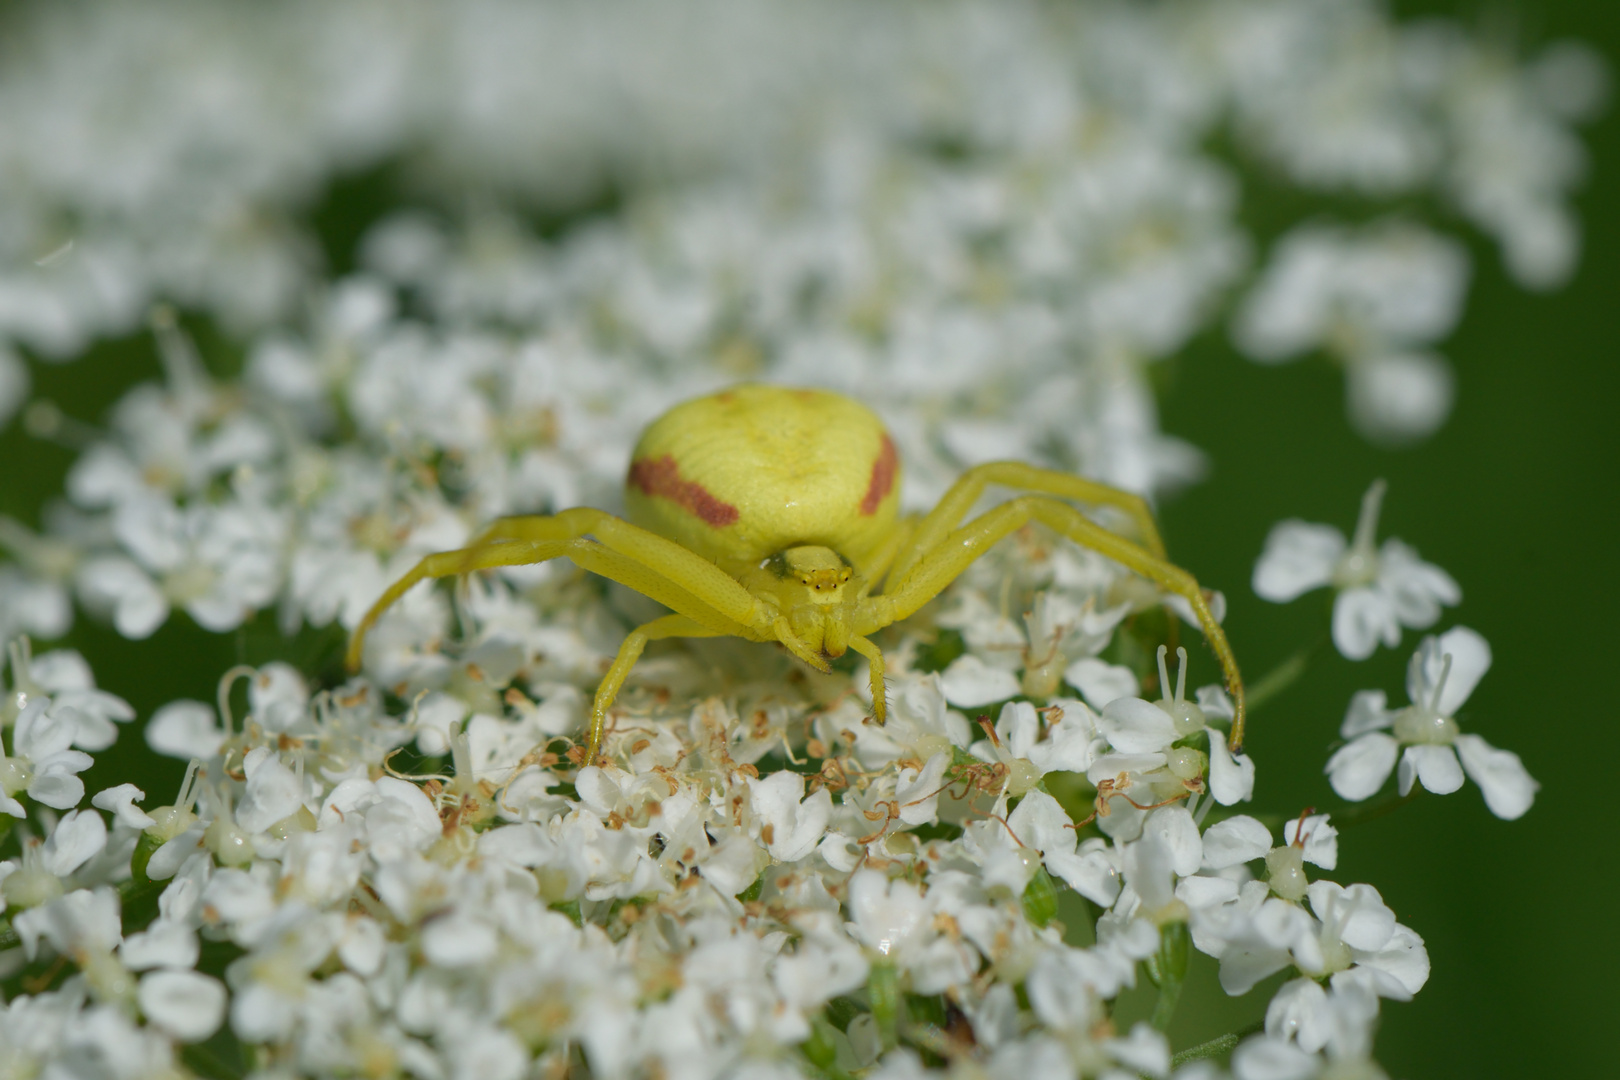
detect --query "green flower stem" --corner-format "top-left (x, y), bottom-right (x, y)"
top-left (868, 959), bottom-right (901, 1051)
top-left (1146, 921), bottom-right (1189, 1032)
top-left (1245, 633), bottom-right (1330, 714)
top-left (1171, 1021), bottom-right (1264, 1067)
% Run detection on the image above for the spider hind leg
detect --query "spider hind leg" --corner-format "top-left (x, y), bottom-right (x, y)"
top-left (861, 494), bottom-right (1246, 748)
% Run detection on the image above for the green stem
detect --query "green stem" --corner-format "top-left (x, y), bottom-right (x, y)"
top-left (1172, 1033), bottom-right (1237, 1066)
top-left (1333, 785), bottom-right (1422, 829)
top-left (868, 960), bottom-right (900, 1052)
top-left (1146, 921), bottom-right (1189, 1032)
top-left (1245, 634), bottom-right (1330, 714)
top-left (1171, 1021), bottom-right (1265, 1067)
top-left (1150, 975), bottom-right (1184, 1032)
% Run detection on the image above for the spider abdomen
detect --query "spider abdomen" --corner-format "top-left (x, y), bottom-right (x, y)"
top-left (625, 384), bottom-right (901, 569)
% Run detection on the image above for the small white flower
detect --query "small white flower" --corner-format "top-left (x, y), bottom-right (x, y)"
top-left (1253, 480), bottom-right (1459, 660)
top-left (2, 698), bottom-right (95, 812)
top-left (747, 770), bottom-right (832, 862)
top-left (1096, 646), bottom-right (1252, 806)
top-left (1326, 626), bottom-right (1537, 818)
top-left (20, 648), bottom-right (135, 751)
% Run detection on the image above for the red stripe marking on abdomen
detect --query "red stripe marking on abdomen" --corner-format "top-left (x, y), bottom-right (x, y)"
top-left (859, 434), bottom-right (898, 515)
top-left (628, 455), bottom-right (740, 527)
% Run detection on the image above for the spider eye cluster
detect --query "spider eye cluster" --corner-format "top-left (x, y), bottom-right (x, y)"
top-left (798, 567), bottom-right (853, 591)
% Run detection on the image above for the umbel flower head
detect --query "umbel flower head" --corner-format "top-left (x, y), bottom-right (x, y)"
top-left (1327, 626), bottom-right (1538, 818)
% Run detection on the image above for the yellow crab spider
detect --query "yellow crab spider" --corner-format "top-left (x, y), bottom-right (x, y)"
top-left (347, 384), bottom-right (1245, 764)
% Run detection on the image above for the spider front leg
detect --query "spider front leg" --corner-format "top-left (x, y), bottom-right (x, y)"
top-left (859, 494), bottom-right (1247, 749)
top-left (347, 529), bottom-right (748, 673)
top-left (886, 462), bottom-right (1168, 590)
top-left (347, 512), bottom-right (834, 762)
top-left (585, 613), bottom-right (727, 764)
top-left (469, 512), bottom-right (834, 674)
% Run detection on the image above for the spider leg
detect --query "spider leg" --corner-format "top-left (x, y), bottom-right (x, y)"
top-left (858, 494), bottom-right (1246, 749)
top-left (347, 526), bottom-right (755, 674)
top-left (852, 515), bottom-right (918, 591)
top-left (887, 462), bottom-right (1167, 589)
top-left (846, 634), bottom-right (887, 724)
top-left (348, 512), bottom-right (836, 743)
top-left (473, 511), bottom-right (832, 671)
top-left (584, 612), bottom-right (728, 764)
top-left (470, 510), bottom-right (770, 626)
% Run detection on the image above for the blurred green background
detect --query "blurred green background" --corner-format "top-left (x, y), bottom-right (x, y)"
top-left (0, 0), bottom-right (1613, 1075)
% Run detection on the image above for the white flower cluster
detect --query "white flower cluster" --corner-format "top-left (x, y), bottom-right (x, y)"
top-left (0, 517), bottom-right (1441, 1080)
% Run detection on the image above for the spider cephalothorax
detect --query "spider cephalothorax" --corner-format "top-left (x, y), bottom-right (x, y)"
top-left (349, 384), bottom-right (1244, 763)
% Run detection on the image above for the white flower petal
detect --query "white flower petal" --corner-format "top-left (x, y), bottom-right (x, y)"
top-left (26, 769), bottom-right (86, 811)
top-left (1326, 733), bottom-right (1399, 801)
top-left (1045, 842), bottom-right (1121, 907)
top-left (1433, 626), bottom-right (1491, 715)
top-left (1100, 697), bottom-right (1178, 754)
top-left (994, 701), bottom-right (1041, 760)
top-left (120, 920), bottom-right (199, 971)
top-left (1353, 922), bottom-right (1429, 998)
top-left (1377, 540), bottom-right (1460, 626)
top-left (1332, 587), bottom-right (1399, 661)
top-left (1104, 1023), bottom-right (1170, 1078)
top-left (1086, 752), bottom-right (1167, 786)
top-left (146, 700), bottom-right (226, 761)
top-left (1143, 806), bottom-right (1202, 878)
top-left (140, 970), bottom-right (227, 1042)
top-left (938, 654), bottom-right (1020, 708)
top-left (1346, 350), bottom-right (1455, 446)
top-left (1201, 815), bottom-right (1273, 870)
top-left (749, 770), bottom-right (832, 860)
top-left (1195, 684), bottom-right (1234, 721)
top-left (235, 748), bottom-right (304, 833)
top-left (1064, 658), bottom-right (1139, 712)
top-left (40, 809), bottom-right (107, 876)
top-left (1455, 734), bottom-right (1538, 820)
top-left (1265, 978), bottom-right (1332, 1054)
top-left (1282, 814), bottom-right (1338, 871)
top-left (1232, 1035), bottom-right (1319, 1080)
top-left (1340, 690), bottom-right (1393, 738)
top-left (894, 752), bottom-right (948, 827)
top-left (1007, 789), bottom-right (1074, 856)
top-left (1307, 882), bottom-right (1395, 953)
top-left (1207, 727), bottom-right (1255, 805)
top-left (92, 784), bottom-right (156, 830)
top-left (1253, 522), bottom-right (1344, 602)
top-left (421, 912), bottom-right (498, 967)
top-left (1398, 744), bottom-right (1464, 796)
